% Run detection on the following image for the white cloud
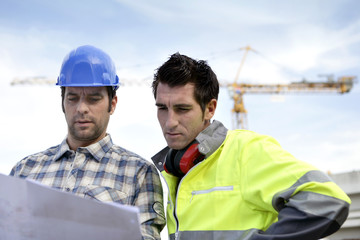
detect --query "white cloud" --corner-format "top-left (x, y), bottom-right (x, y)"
top-left (273, 19), bottom-right (360, 74)
top-left (1, 0), bottom-right (359, 176)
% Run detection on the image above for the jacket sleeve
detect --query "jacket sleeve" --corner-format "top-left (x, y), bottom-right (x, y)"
top-left (252, 204), bottom-right (348, 240)
top-left (241, 134), bottom-right (351, 240)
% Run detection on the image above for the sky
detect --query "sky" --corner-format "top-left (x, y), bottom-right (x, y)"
top-left (0, 0), bottom-right (359, 176)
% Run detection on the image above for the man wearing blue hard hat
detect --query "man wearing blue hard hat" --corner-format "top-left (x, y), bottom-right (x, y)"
top-left (10, 45), bottom-right (165, 240)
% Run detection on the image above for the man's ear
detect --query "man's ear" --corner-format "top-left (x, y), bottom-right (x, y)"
top-left (205, 99), bottom-right (217, 121)
top-left (110, 95), bottom-right (118, 115)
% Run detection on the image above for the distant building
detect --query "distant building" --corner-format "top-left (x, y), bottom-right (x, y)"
top-left (327, 170), bottom-right (360, 240)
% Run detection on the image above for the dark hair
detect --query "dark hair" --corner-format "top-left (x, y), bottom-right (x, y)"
top-left (61, 86), bottom-right (117, 113)
top-left (152, 52), bottom-right (219, 113)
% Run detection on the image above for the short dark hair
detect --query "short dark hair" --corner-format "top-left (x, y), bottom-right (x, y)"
top-left (152, 52), bottom-right (219, 113)
top-left (60, 86), bottom-right (116, 113)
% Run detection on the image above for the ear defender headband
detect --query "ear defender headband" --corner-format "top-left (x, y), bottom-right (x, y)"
top-left (164, 140), bottom-right (205, 177)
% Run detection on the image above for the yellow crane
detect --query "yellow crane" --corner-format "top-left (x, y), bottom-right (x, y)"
top-left (228, 46), bottom-right (357, 129)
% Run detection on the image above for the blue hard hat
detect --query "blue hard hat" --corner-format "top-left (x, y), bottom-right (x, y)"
top-left (56, 45), bottom-right (119, 89)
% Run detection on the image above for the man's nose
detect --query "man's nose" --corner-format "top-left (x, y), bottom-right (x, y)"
top-left (76, 99), bottom-right (89, 114)
top-left (165, 110), bottom-right (178, 129)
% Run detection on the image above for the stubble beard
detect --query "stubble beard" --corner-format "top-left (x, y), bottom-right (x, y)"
top-left (68, 121), bottom-right (104, 145)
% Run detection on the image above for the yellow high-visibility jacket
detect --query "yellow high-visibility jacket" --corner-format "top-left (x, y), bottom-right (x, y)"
top-left (152, 120), bottom-right (351, 240)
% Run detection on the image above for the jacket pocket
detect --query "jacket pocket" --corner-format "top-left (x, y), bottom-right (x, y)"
top-left (190, 186), bottom-right (234, 203)
top-left (83, 185), bottom-right (129, 204)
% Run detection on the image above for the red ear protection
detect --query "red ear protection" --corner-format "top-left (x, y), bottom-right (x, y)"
top-left (164, 140), bottom-right (205, 177)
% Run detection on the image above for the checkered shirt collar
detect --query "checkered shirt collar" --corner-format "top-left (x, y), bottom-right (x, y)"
top-left (53, 134), bottom-right (114, 162)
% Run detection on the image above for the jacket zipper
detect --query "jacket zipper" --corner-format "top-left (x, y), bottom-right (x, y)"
top-left (173, 160), bottom-right (206, 240)
top-left (160, 173), bottom-right (180, 239)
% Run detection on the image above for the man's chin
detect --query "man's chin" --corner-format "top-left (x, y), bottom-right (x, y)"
top-left (167, 142), bottom-right (187, 150)
top-left (72, 131), bottom-right (98, 141)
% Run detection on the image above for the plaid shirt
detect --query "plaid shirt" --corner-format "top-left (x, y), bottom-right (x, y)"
top-left (10, 134), bottom-right (165, 240)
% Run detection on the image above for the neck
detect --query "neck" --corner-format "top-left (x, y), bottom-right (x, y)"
top-left (67, 133), bottom-right (107, 151)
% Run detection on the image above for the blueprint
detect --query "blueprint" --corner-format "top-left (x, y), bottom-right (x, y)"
top-left (0, 174), bottom-right (142, 240)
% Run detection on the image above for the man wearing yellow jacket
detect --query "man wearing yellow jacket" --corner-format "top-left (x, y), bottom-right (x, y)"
top-left (151, 52), bottom-right (351, 240)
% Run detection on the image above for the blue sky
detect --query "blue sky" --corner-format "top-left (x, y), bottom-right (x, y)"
top-left (0, 0), bottom-right (359, 175)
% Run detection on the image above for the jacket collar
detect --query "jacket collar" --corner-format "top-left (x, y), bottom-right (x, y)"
top-left (151, 120), bottom-right (228, 172)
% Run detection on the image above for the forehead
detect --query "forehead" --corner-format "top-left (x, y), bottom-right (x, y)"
top-left (65, 86), bottom-right (107, 95)
top-left (156, 82), bottom-right (196, 102)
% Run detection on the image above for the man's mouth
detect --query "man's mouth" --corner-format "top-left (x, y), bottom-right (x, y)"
top-left (75, 120), bottom-right (92, 127)
top-left (166, 132), bottom-right (181, 138)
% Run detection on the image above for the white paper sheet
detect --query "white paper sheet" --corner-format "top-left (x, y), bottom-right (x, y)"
top-left (0, 174), bottom-right (142, 240)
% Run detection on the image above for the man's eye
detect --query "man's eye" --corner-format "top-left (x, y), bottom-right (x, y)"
top-left (67, 97), bottom-right (77, 101)
top-left (178, 108), bottom-right (190, 112)
top-left (89, 98), bottom-right (101, 102)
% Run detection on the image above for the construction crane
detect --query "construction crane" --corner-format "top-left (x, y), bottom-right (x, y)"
top-left (229, 75), bottom-right (356, 129)
top-left (228, 46), bottom-right (357, 129)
